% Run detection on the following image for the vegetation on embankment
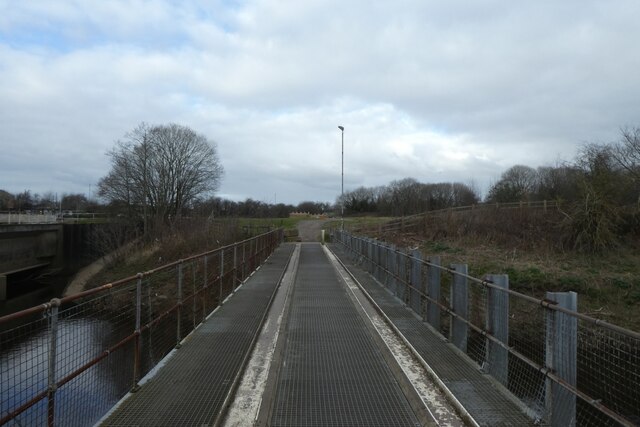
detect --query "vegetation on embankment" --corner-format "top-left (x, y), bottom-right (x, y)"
top-left (349, 209), bottom-right (640, 331)
top-left (81, 218), bottom-right (244, 292)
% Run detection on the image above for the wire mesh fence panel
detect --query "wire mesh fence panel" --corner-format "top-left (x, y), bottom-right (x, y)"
top-left (439, 272), bottom-right (452, 339)
top-left (1, 316), bottom-right (50, 426)
top-left (0, 229), bottom-right (284, 426)
top-left (466, 282), bottom-right (489, 367)
top-left (335, 230), bottom-right (640, 426)
top-left (506, 296), bottom-right (546, 418)
top-left (576, 324), bottom-right (640, 425)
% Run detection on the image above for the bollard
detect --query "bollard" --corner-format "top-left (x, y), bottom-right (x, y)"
top-left (545, 291), bottom-right (577, 427)
top-left (450, 264), bottom-right (469, 352)
top-left (486, 274), bottom-right (509, 386)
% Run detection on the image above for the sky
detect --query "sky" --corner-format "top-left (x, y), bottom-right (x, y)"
top-left (1, 1), bottom-right (639, 205)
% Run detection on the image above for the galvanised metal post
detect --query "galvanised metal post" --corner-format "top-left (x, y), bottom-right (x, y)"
top-left (427, 256), bottom-right (441, 330)
top-left (47, 298), bottom-right (60, 427)
top-left (545, 291), bottom-right (577, 426)
top-left (410, 249), bottom-right (422, 315)
top-left (133, 274), bottom-right (142, 391)
top-left (176, 262), bottom-right (183, 348)
top-left (450, 264), bottom-right (469, 353)
top-left (486, 274), bottom-right (509, 386)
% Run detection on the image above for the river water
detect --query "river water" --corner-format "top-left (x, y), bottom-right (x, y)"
top-left (1, 270), bottom-right (141, 426)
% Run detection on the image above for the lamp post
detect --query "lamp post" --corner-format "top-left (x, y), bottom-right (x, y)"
top-left (338, 126), bottom-right (344, 230)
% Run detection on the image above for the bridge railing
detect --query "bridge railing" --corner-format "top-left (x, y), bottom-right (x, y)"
top-left (335, 230), bottom-right (640, 427)
top-left (0, 228), bottom-right (284, 427)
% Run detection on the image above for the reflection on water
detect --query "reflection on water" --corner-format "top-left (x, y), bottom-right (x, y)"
top-left (1, 316), bottom-right (134, 427)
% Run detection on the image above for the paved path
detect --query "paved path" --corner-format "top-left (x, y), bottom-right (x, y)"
top-left (296, 219), bottom-right (329, 241)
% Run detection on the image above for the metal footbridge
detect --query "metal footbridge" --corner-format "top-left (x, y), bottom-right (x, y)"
top-left (2, 229), bottom-right (638, 426)
top-left (98, 243), bottom-right (528, 426)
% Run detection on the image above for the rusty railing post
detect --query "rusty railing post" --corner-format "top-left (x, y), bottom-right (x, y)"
top-left (132, 274), bottom-right (143, 392)
top-left (219, 249), bottom-right (225, 303)
top-left (47, 298), bottom-right (60, 427)
top-left (203, 255), bottom-right (208, 317)
top-left (176, 262), bottom-right (183, 349)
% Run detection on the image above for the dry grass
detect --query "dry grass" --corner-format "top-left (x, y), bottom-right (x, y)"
top-left (366, 209), bottom-right (640, 331)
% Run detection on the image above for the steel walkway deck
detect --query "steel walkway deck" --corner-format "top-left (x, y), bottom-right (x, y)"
top-left (268, 243), bottom-right (420, 427)
top-left (101, 244), bottom-right (295, 427)
top-left (329, 243), bottom-right (536, 426)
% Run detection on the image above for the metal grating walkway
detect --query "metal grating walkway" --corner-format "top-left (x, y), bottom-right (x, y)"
top-left (101, 244), bottom-right (295, 427)
top-left (269, 243), bottom-right (420, 427)
top-left (330, 243), bottom-right (536, 426)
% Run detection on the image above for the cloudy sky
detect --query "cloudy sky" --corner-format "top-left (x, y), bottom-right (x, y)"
top-left (1, 1), bottom-right (639, 204)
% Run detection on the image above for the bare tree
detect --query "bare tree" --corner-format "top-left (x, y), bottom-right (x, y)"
top-left (487, 165), bottom-right (538, 203)
top-left (98, 123), bottom-right (224, 229)
top-left (610, 127), bottom-right (640, 205)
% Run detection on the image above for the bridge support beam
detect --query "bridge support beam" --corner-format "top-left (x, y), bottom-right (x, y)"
top-left (545, 291), bottom-right (577, 427)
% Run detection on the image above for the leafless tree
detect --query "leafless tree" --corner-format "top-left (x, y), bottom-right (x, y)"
top-left (98, 123), bottom-right (224, 230)
top-left (487, 165), bottom-right (538, 202)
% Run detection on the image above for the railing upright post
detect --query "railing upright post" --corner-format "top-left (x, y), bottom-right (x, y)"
top-left (427, 256), bottom-right (441, 331)
top-left (192, 263), bottom-right (197, 328)
top-left (450, 264), bottom-right (469, 352)
top-left (132, 274), bottom-right (142, 392)
top-left (545, 291), bottom-right (578, 427)
top-left (233, 245), bottom-right (238, 291)
top-left (219, 249), bottom-right (225, 303)
top-left (389, 245), bottom-right (397, 294)
top-left (176, 262), bottom-right (183, 348)
top-left (242, 242), bottom-right (246, 281)
top-left (203, 255), bottom-right (208, 316)
top-left (485, 274), bottom-right (509, 386)
top-left (47, 298), bottom-right (60, 427)
top-left (410, 249), bottom-right (422, 315)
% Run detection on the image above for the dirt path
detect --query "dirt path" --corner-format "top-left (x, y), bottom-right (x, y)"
top-left (296, 219), bottom-right (330, 242)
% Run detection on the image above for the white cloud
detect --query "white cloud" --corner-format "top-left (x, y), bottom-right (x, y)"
top-left (1, 0), bottom-right (639, 204)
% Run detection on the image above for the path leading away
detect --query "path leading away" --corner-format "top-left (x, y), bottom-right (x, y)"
top-left (296, 219), bottom-right (329, 241)
top-left (99, 240), bottom-right (532, 426)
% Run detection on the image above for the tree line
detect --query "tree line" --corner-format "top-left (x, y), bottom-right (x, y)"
top-left (0, 189), bottom-right (97, 213)
top-left (338, 179), bottom-right (480, 216)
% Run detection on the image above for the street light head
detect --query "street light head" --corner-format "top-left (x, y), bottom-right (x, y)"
top-left (338, 126), bottom-right (344, 131)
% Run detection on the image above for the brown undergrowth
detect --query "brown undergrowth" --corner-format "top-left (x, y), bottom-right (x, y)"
top-left (366, 208), bottom-right (640, 331)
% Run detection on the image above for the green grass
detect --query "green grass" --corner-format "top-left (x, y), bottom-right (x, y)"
top-left (236, 216), bottom-right (311, 230)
